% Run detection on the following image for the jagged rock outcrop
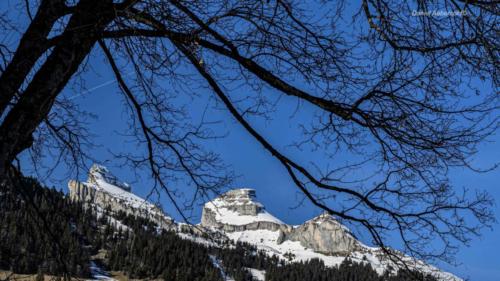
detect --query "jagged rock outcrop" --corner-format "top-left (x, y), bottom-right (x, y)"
top-left (68, 164), bottom-right (173, 228)
top-left (284, 213), bottom-right (361, 254)
top-left (67, 168), bottom-right (460, 280)
top-left (87, 164), bottom-right (131, 192)
top-left (201, 189), bottom-right (360, 255)
top-left (201, 189), bottom-right (286, 232)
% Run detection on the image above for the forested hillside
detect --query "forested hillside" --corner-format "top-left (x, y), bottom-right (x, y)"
top-left (0, 177), bottom-right (96, 277)
top-left (0, 178), bottom-right (439, 281)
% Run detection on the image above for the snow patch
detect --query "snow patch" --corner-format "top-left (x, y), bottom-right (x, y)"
top-left (225, 229), bottom-right (461, 281)
top-left (209, 255), bottom-right (235, 281)
top-left (205, 189), bottom-right (283, 226)
top-left (89, 261), bottom-right (115, 281)
top-left (245, 268), bottom-right (265, 281)
top-left (206, 204), bottom-right (283, 226)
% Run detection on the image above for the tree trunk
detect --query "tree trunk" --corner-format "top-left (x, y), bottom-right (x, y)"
top-left (0, 0), bottom-right (115, 179)
top-left (0, 0), bottom-right (66, 118)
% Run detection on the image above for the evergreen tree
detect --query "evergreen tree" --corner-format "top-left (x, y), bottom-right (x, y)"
top-left (0, 176), bottom-right (443, 281)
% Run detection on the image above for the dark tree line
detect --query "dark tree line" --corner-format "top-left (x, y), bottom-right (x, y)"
top-left (107, 212), bottom-right (223, 281)
top-left (0, 177), bottom-right (224, 280)
top-left (106, 210), bottom-right (445, 281)
top-left (1, 178), bottom-right (446, 280)
top-left (263, 258), bottom-right (439, 281)
top-left (213, 242), bottom-right (440, 281)
top-left (0, 177), bottom-right (96, 277)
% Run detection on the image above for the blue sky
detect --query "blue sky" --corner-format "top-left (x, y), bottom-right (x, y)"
top-left (3, 1), bottom-right (498, 280)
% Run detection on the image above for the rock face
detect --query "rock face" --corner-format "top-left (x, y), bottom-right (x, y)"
top-left (68, 168), bottom-right (461, 280)
top-left (201, 189), bottom-right (287, 232)
top-left (201, 189), bottom-right (358, 255)
top-left (72, 170), bottom-right (358, 255)
top-left (87, 164), bottom-right (131, 192)
top-left (68, 164), bottom-right (173, 228)
top-left (285, 213), bottom-right (360, 254)
top-left (215, 189), bottom-right (261, 215)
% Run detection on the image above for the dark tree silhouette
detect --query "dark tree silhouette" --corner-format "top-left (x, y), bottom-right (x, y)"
top-left (0, 0), bottom-right (498, 268)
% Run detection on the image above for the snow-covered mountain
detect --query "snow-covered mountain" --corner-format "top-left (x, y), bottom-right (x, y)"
top-left (68, 164), bottom-right (174, 228)
top-left (68, 164), bottom-right (461, 281)
top-left (201, 189), bottom-right (459, 281)
top-left (201, 189), bottom-right (285, 232)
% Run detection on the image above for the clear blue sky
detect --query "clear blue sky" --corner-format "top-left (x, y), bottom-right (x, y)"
top-left (3, 1), bottom-right (498, 280)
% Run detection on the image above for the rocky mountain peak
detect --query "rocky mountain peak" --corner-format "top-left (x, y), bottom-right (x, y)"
top-left (200, 189), bottom-right (362, 255)
top-left (68, 164), bottom-right (173, 228)
top-left (313, 211), bottom-right (334, 221)
top-left (67, 167), bottom-right (460, 280)
top-left (201, 189), bottom-right (284, 231)
top-left (213, 188), bottom-right (262, 216)
top-left (88, 163), bottom-right (131, 192)
top-left (307, 212), bottom-right (353, 234)
top-left (284, 212), bottom-right (360, 254)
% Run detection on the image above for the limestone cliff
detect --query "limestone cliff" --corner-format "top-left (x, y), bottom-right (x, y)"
top-left (201, 189), bottom-right (287, 232)
top-left (201, 189), bottom-right (359, 255)
top-left (67, 170), bottom-right (460, 280)
top-left (284, 213), bottom-right (361, 254)
top-left (68, 164), bottom-right (173, 228)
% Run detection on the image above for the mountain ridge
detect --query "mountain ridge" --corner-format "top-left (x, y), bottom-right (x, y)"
top-left (68, 164), bottom-right (174, 229)
top-left (69, 164), bottom-right (461, 281)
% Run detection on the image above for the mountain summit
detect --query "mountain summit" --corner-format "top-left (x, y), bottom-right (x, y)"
top-left (68, 165), bottom-right (460, 281)
top-left (201, 189), bottom-right (284, 231)
top-left (201, 188), bottom-right (360, 255)
top-left (87, 164), bottom-right (132, 192)
top-left (68, 163), bottom-right (173, 228)
top-left (201, 189), bottom-right (458, 280)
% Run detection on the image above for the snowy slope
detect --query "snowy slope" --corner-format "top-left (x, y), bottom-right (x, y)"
top-left (245, 268), bottom-right (265, 281)
top-left (226, 229), bottom-right (458, 280)
top-left (205, 201), bottom-right (283, 226)
top-left (68, 164), bottom-right (173, 228)
top-left (204, 189), bottom-right (461, 281)
top-left (204, 189), bottom-right (283, 226)
top-left (89, 261), bottom-right (116, 281)
top-left (69, 167), bottom-right (461, 281)
top-left (209, 255), bottom-right (235, 281)
top-left (86, 164), bottom-right (152, 209)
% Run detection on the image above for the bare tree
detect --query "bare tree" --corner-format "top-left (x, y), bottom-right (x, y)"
top-left (0, 0), bottom-right (498, 267)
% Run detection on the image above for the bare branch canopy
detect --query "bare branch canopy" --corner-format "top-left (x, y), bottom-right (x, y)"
top-left (0, 0), bottom-right (498, 267)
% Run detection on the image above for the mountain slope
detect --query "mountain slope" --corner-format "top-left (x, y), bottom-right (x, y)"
top-left (68, 164), bottom-right (173, 228)
top-left (202, 189), bottom-right (460, 281)
top-left (69, 164), bottom-right (461, 281)
top-left (0, 176), bottom-right (228, 280)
